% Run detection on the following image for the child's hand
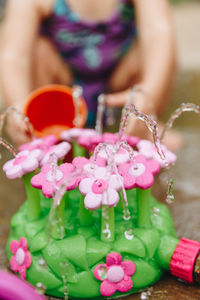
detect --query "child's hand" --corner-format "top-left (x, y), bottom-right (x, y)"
top-left (105, 88), bottom-right (156, 141)
top-left (4, 107), bottom-right (33, 149)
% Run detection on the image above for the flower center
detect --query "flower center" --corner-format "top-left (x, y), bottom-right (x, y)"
top-left (107, 266), bottom-right (124, 283)
top-left (129, 163), bottom-right (146, 177)
top-left (14, 156), bottom-right (27, 165)
top-left (92, 179), bottom-right (108, 194)
top-left (46, 170), bottom-right (63, 182)
top-left (16, 248), bottom-right (25, 265)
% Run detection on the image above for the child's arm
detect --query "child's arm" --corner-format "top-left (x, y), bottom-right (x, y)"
top-left (0, 0), bottom-right (53, 146)
top-left (0, 0), bottom-right (51, 109)
top-left (106, 0), bottom-right (176, 136)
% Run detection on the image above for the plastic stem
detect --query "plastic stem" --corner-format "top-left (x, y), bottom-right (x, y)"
top-left (73, 141), bottom-right (86, 158)
top-left (136, 187), bottom-right (152, 228)
top-left (22, 173), bottom-right (41, 221)
top-left (79, 195), bottom-right (93, 226)
top-left (101, 206), bottom-right (115, 242)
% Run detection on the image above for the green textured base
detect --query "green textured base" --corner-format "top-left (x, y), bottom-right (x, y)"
top-left (6, 189), bottom-right (179, 299)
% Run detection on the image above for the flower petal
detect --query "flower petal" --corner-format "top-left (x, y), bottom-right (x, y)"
top-left (19, 266), bottom-right (26, 280)
top-left (100, 280), bottom-right (117, 297)
top-left (84, 192), bottom-right (102, 210)
top-left (146, 159), bottom-right (160, 175)
top-left (106, 253), bottom-right (122, 266)
top-left (102, 189), bottom-right (119, 207)
top-left (73, 157), bottom-right (89, 169)
top-left (79, 178), bottom-right (93, 195)
top-left (19, 237), bottom-right (28, 251)
top-left (22, 158), bottom-right (39, 174)
top-left (94, 167), bottom-right (107, 179)
top-left (109, 175), bottom-right (123, 191)
top-left (121, 261), bottom-right (136, 276)
top-left (3, 160), bottom-right (14, 172)
top-left (136, 172), bottom-right (154, 189)
top-left (116, 275), bottom-right (133, 293)
top-left (10, 240), bottom-right (19, 255)
top-left (6, 165), bottom-right (23, 179)
top-left (10, 256), bottom-right (19, 272)
top-left (42, 182), bottom-right (55, 198)
top-left (31, 173), bottom-right (44, 188)
top-left (24, 252), bottom-right (31, 269)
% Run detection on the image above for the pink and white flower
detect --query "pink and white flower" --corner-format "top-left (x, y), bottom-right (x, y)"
top-left (3, 149), bottom-right (42, 179)
top-left (77, 132), bottom-right (140, 153)
top-left (94, 252), bottom-right (135, 297)
top-left (31, 162), bottom-right (77, 198)
top-left (10, 237), bottom-right (31, 280)
top-left (79, 165), bottom-right (123, 210)
top-left (137, 140), bottom-right (176, 168)
top-left (40, 142), bottom-right (71, 166)
top-left (61, 128), bottom-right (97, 143)
top-left (118, 155), bottom-right (160, 190)
top-left (19, 135), bottom-right (58, 152)
top-left (97, 145), bottom-right (130, 166)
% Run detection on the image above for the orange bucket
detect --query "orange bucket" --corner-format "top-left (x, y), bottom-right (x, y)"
top-left (24, 85), bottom-right (88, 138)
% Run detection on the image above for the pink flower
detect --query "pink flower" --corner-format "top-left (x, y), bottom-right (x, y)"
top-left (118, 155), bottom-right (160, 190)
top-left (3, 149), bottom-right (42, 179)
top-left (40, 142), bottom-right (71, 166)
top-left (97, 145), bottom-right (130, 166)
top-left (94, 252), bottom-right (135, 297)
top-left (31, 162), bottom-right (77, 198)
top-left (61, 128), bottom-right (97, 143)
top-left (137, 140), bottom-right (177, 168)
top-left (79, 166), bottom-right (123, 210)
top-left (78, 134), bottom-right (102, 152)
top-left (19, 135), bottom-right (58, 152)
top-left (71, 156), bottom-right (106, 187)
top-left (10, 237), bottom-right (31, 280)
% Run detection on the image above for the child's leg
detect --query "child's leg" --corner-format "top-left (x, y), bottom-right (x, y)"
top-left (32, 36), bottom-right (73, 89)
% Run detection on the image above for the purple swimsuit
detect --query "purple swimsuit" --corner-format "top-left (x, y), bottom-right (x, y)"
top-left (42, 0), bottom-right (136, 126)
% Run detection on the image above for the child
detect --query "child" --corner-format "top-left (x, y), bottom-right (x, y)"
top-left (0, 0), bottom-right (181, 149)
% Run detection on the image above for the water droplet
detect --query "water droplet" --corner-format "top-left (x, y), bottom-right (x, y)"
top-left (97, 266), bottom-right (107, 280)
top-left (36, 282), bottom-right (46, 294)
top-left (153, 207), bottom-right (160, 216)
top-left (140, 292), bottom-right (148, 300)
top-left (102, 223), bottom-right (111, 240)
top-left (161, 102), bottom-right (200, 141)
top-left (38, 258), bottom-right (46, 267)
top-left (166, 178), bottom-right (175, 204)
top-left (0, 137), bottom-right (17, 157)
top-left (95, 94), bottom-right (105, 135)
top-left (124, 229), bottom-right (134, 240)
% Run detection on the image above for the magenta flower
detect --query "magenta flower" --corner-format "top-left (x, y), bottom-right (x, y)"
top-left (3, 149), bottom-right (42, 179)
top-left (31, 162), bottom-right (77, 198)
top-left (79, 166), bottom-right (123, 210)
top-left (118, 155), bottom-right (160, 190)
top-left (137, 140), bottom-right (177, 168)
top-left (40, 142), bottom-right (71, 166)
top-left (10, 237), bottom-right (31, 280)
top-left (94, 252), bottom-right (135, 297)
top-left (61, 128), bottom-right (97, 142)
top-left (19, 135), bottom-right (58, 152)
